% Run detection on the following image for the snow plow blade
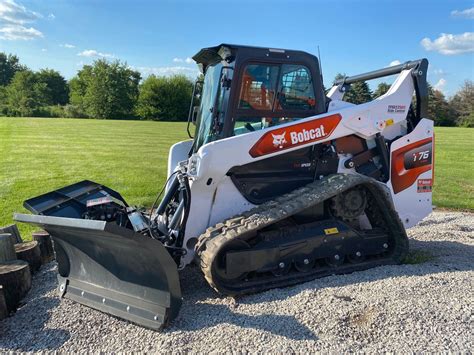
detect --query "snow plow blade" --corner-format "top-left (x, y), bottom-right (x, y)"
top-left (14, 182), bottom-right (181, 330)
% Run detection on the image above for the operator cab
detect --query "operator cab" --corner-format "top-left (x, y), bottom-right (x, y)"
top-left (190, 44), bottom-right (327, 152)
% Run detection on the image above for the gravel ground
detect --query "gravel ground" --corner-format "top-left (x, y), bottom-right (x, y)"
top-left (0, 211), bottom-right (472, 352)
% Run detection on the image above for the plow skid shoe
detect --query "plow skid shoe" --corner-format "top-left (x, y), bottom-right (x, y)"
top-left (14, 213), bottom-right (182, 330)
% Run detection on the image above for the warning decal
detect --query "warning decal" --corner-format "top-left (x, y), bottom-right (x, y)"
top-left (417, 179), bottom-right (433, 193)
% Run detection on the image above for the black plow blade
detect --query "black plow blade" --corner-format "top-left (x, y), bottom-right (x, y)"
top-left (14, 213), bottom-right (182, 330)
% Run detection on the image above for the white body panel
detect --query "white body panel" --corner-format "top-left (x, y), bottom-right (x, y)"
top-left (172, 69), bottom-right (433, 265)
top-left (389, 118), bottom-right (434, 228)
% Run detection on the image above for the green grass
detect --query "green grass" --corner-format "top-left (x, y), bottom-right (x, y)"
top-left (432, 127), bottom-right (474, 210)
top-left (0, 118), bottom-right (472, 240)
top-left (402, 250), bottom-right (434, 265)
top-left (0, 117), bottom-right (188, 239)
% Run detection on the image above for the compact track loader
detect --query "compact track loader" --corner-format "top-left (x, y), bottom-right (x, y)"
top-left (15, 44), bottom-right (434, 330)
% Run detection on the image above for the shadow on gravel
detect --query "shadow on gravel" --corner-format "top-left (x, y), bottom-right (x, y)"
top-left (171, 302), bottom-right (318, 340)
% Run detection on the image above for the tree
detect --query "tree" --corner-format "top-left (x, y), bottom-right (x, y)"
top-left (450, 80), bottom-right (474, 127)
top-left (0, 53), bottom-right (26, 86)
top-left (373, 82), bottom-right (391, 98)
top-left (69, 65), bottom-right (93, 110)
top-left (332, 73), bottom-right (372, 104)
top-left (427, 83), bottom-right (456, 126)
top-left (344, 81), bottom-right (372, 104)
top-left (6, 70), bottom-right (48, 116)
top-left (36, 69), bottom-right (69, 105)
top-left (136, 74), bottom-right (193, 121)
top-left (69, 60), bottom-right (141, 119)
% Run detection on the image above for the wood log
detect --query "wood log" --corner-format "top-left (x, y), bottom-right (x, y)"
top-left (0, 260), bottom-right (31, 312)
top-left (15, 241), bottom-right (42, 273)
top-left (0, 285), bottom-right (8, 320)
top-left (0, 224), bottom-right (22, 243)
top-left (0, 233), bottom-right (16, 263)
top-left (32, 230), bottom-right (55, 264)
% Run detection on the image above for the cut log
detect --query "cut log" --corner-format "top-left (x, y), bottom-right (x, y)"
top-left (0, 224), bottom-right (22, 243)
top-left (0, 260), bottom-right (31, 312)
top-left (0, 233), bottom-right (16, 263)
top-left (0, 285), bottom-right (8, 319)
top-left (32, 230), bottom-right (55, 264)
top-left (15, 241), bottom-right (41, 273)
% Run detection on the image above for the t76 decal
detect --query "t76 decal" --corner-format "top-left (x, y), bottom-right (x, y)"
top-left (249, 114), bottom-right (342, 157)
top-left (391, 137), bottom-right (433, 194)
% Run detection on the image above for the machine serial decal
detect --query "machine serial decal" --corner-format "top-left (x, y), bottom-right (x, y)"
top-left (249, 114), bottom-right (342, 157)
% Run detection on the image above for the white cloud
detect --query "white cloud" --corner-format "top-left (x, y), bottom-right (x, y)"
top-left (78, 49), bottom-right (114, 58)
top-left (47, 13), bottom-right (55, 20)
top-left (451, 7), bottom-right (474, 19)
top-left (0, 0), bottom-right (42, 25)
top-left (41, 48), bottom-right (46, 52)
top-left (0, 24), bottom-right (42, 40)
top-left (173, 57), bottom-right (194, 64)
top-left (135, 66), bottom-right (199, 78)
top-left (421, 32), bottom-right (474, 55)
top-left (434, 78), bottom-right (447, 93)
top-left (0, 0), bottom-right (43, 40)
top-left (433, 68), bottom-right (445, 75)
top-left (389, 60), bottom-right (401, 66)
top-left (60, 43), bottom-right (75, 48)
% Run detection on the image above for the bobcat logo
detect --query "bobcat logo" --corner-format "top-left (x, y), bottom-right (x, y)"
top-left (272, 132), bottom-right (287, 149)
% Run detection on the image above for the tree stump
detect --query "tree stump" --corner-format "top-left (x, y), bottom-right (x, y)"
top-left (0, 224), bottom-right (22, 244)
top-left (15, 241), bottom-right (42, 273)
top-left (0, 260), bottom-right (31, 312)
top-left (0, 285), bottom-right (8, 320)
top-left (0, 233), bottom-right (16, 263)
top-left (32, 230), bottom-right (55, 264)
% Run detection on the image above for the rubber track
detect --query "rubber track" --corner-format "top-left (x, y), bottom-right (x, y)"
top-left (196, 174), bottom-right (409, 295)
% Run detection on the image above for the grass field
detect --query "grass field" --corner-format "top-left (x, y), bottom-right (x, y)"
top-left (0, 117), bottom-right (472, 240)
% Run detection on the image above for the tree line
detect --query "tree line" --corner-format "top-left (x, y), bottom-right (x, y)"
top-left (0, 52), bottom-right (193, 120)
top-left (0, 51), bottom-right (472, 127)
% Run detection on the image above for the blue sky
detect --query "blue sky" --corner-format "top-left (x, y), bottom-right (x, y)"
top-left (0, 0), bottom-right (473, 96)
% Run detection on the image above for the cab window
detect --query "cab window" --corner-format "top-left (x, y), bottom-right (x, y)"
top-left (234, 63), bottom-right (316, 135)
top-left (277, 65), bottom-right (315, 111)
top-left (238, 64), bottom-right (279, 110)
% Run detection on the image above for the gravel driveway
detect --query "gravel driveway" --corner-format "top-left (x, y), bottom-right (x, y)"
top-left (1, 211), bottom-right (472, 352)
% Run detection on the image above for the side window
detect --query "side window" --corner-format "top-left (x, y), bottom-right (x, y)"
top-left (238, 64), bottom-right (279, 110)
top-left (277, 65), bottom-right (315, 111)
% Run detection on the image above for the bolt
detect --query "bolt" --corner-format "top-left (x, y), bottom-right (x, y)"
top-left (59, 285), bottom-right (65, 291)
top-left (303, 259), bottom-right (309, 265)
top-left (383, 243), bottom-right (388, 249)
top-left (154, 315), bottom-right (159, 321)
top-left (279, 262), bottom-right (285, 269)
top-left (348, 161), bottom-right (354, 168)
top-left (334, 254), bottom-right (340, 260)
top-left (356, 251), bottom-right (361, 257)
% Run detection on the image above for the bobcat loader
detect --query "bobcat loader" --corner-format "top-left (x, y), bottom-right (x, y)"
top-left (15, 44), bottom-right (434, 330)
